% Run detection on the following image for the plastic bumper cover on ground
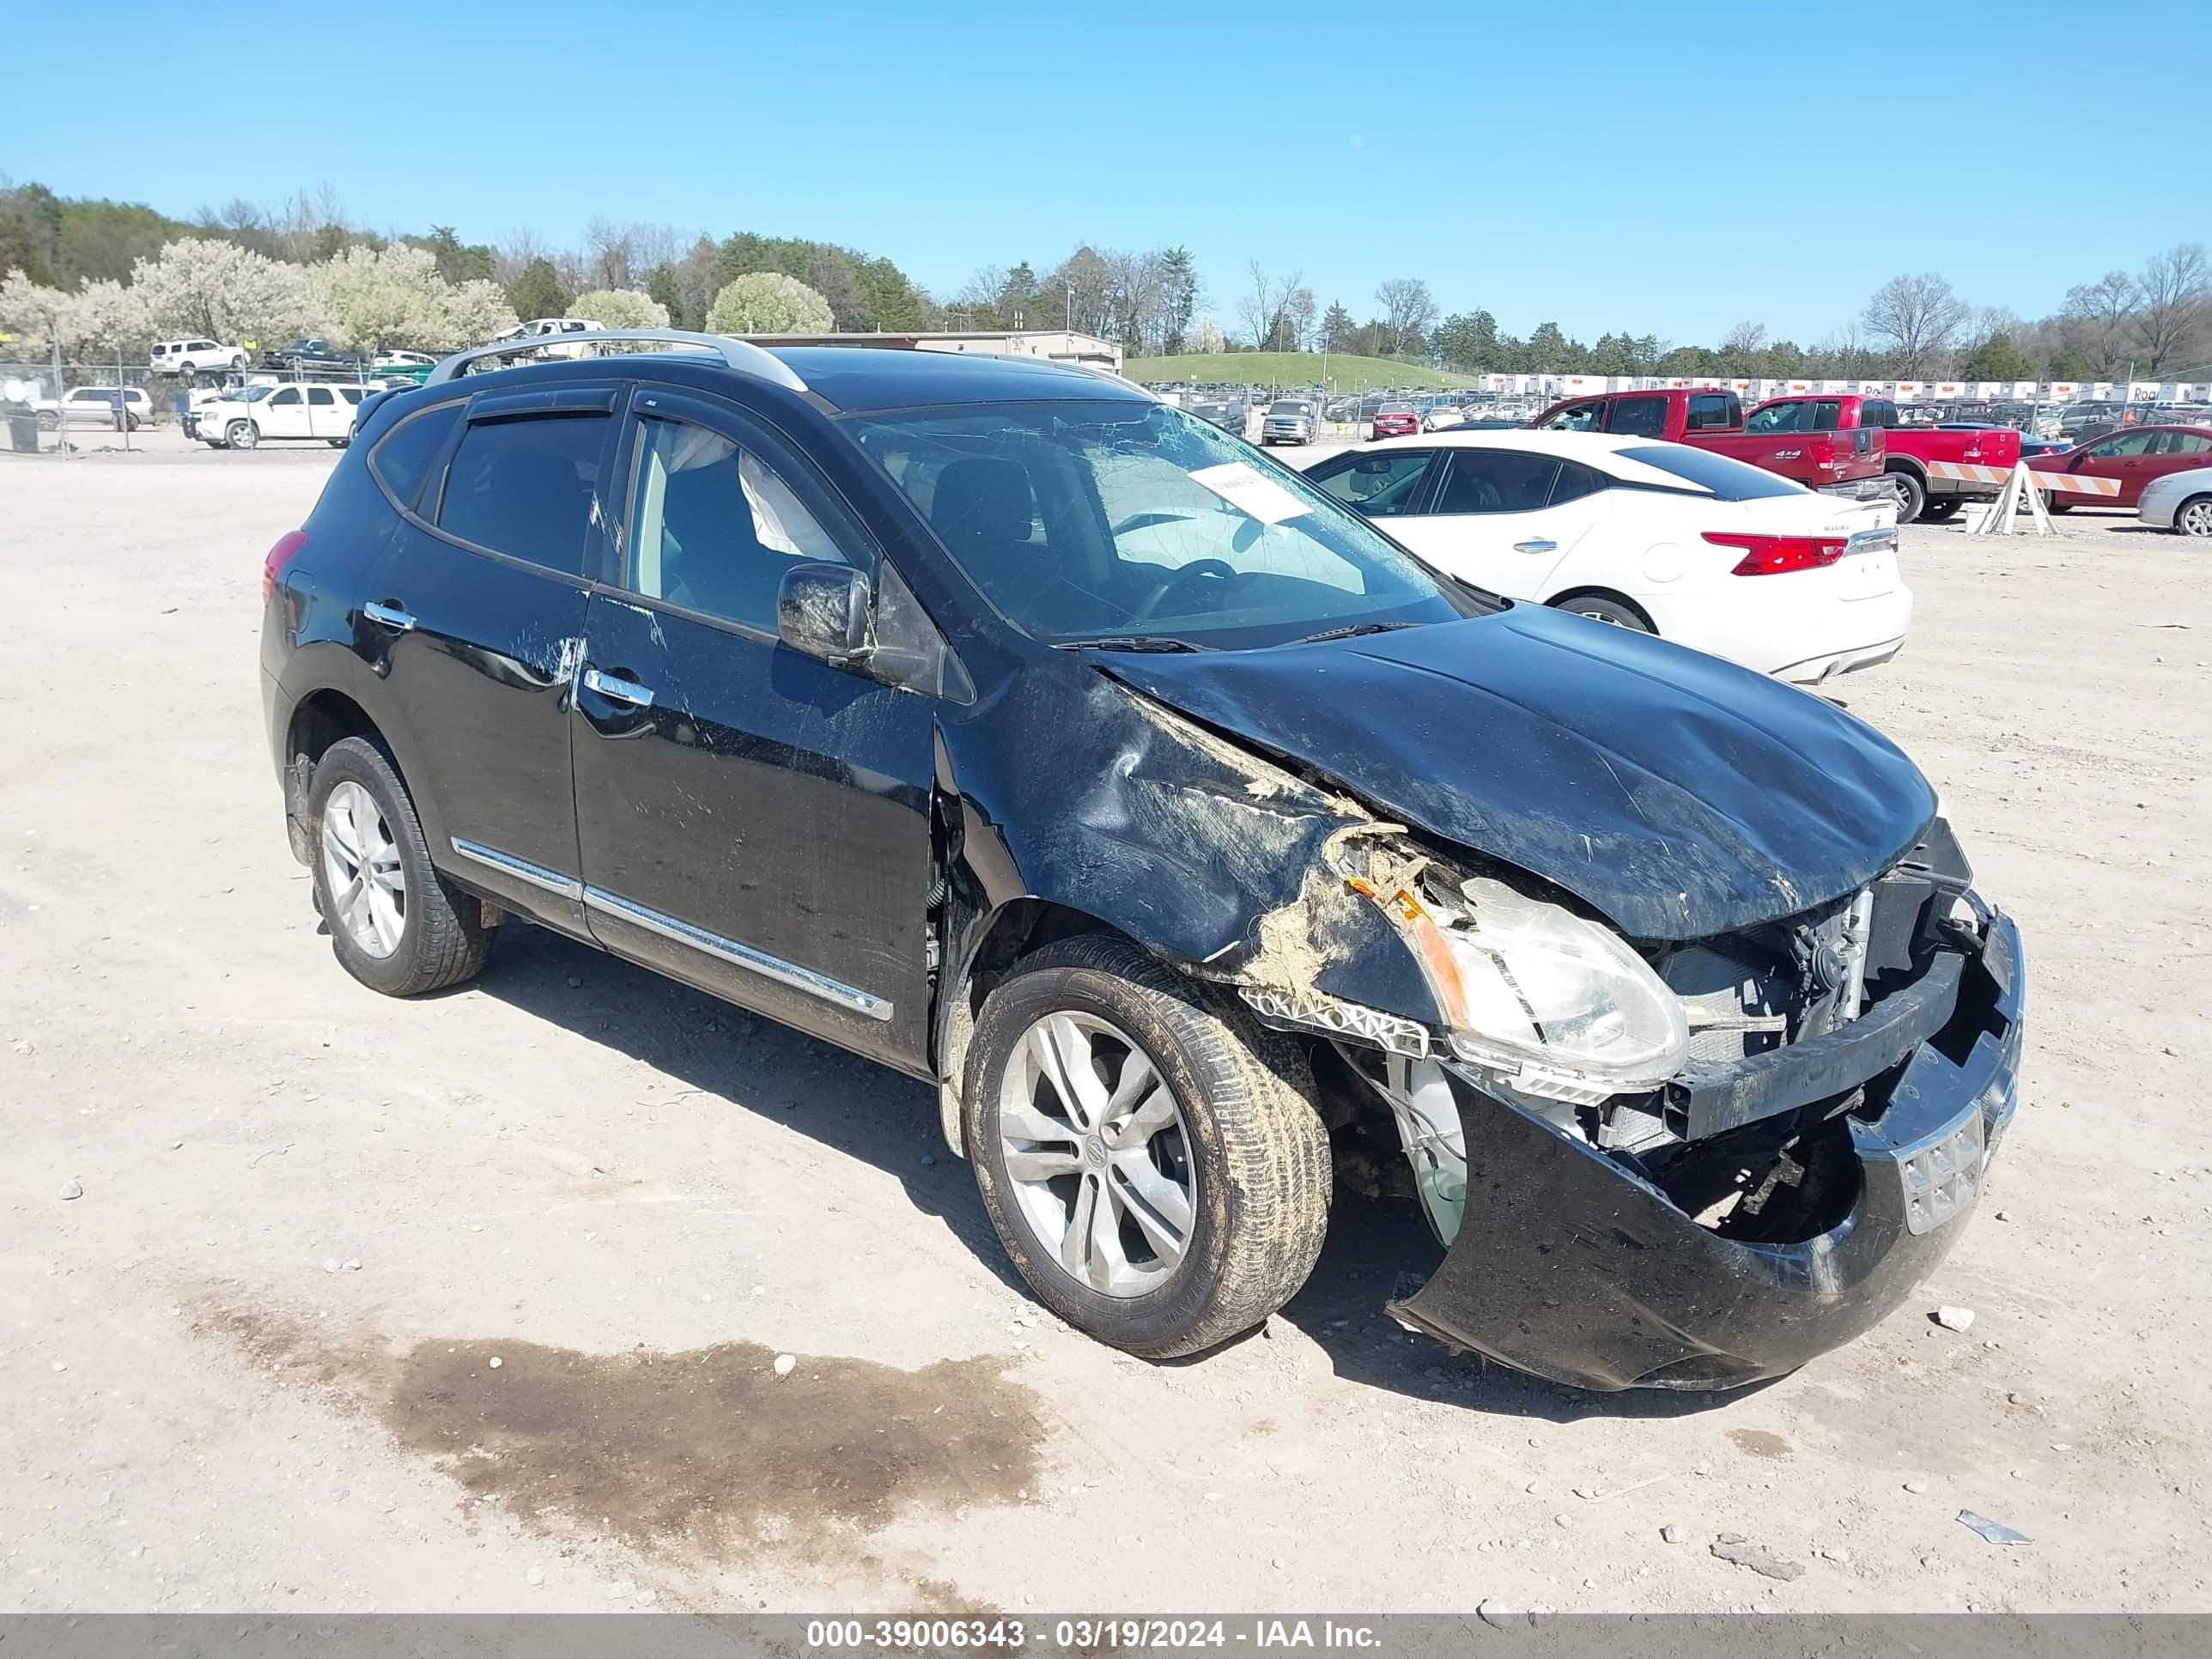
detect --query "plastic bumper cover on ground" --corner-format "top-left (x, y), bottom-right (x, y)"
top-left (1389, 915), bottom-right (2023, 1391)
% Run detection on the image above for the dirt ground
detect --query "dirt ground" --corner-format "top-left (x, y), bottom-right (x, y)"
top-left (3, 433), bottom-right (2209, 1616)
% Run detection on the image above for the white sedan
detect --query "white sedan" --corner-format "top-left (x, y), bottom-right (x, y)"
top-left (1303, 429), bottom-right (1910, 684)
top-left (2139, 466), bottom-right (2212, 538)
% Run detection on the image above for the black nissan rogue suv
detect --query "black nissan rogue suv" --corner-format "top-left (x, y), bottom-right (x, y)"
top-left (259, 329), bottom-right (2025, 1389)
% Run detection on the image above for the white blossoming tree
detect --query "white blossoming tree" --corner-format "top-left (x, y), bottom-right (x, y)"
top-left (568, 289), bottom-right (670, 331)
top-left (705, 273), bottom-right (834, 335)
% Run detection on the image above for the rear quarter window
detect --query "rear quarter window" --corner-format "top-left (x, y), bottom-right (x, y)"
top-left (368, 401), bottom-right (465, 516)
top-left (1615, 444), bottom-right (1805, 501)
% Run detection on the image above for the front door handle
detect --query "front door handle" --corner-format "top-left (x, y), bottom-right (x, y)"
top-left (1513, 538), bottom-right (1558, 554)
top-left (363, 600), bottom-right (416, 631)
top-left (582, 667), bottom-right (655, 708)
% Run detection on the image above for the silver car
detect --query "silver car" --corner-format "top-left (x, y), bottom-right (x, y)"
top-left (2137, 466), bottom-right (2212, 538)
top-left (1261, 398), bottom-right (1316, 445)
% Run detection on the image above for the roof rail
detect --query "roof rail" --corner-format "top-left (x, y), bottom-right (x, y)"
top-left (425, 328), bottom-right (808, 392)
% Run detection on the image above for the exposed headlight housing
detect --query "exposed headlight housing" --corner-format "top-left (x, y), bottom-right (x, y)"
top-left (1355, 866), bottom-right (1688, 1106)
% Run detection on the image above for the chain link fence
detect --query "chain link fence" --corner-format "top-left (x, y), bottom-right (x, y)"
top-left (0, 356), bottom-right (384, 456)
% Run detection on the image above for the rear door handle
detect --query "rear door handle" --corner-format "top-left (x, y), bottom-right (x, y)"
top-left (363, 601), bottom-right (416, 631)
top-left (581, 667), bottom-right (655, 708)
top-left (1513, 538), bottom-right (1558, 554)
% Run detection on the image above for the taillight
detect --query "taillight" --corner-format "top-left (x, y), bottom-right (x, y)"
top-left (1705, 531), bottom-right (1848, 576)
top-left (262, 529), bottom-right (307, 603)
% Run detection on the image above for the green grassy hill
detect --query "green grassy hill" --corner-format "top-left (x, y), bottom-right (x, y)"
top-left (1124, 351), bottom-right (1476, 393)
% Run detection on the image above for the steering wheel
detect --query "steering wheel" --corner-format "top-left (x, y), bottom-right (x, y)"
top-left (1133, 558), bottom-right (1238, 620)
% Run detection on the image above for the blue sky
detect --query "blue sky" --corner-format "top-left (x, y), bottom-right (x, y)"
top-left (10, 1), bottom-right (2202, 346)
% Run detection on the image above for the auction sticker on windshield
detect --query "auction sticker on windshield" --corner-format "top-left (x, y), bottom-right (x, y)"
top-left (1188, 460), bottom-right (1310, 525)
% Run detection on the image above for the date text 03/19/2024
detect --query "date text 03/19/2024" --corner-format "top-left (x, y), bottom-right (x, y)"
top-left (802, 1620), bottom-right (1385, 1650)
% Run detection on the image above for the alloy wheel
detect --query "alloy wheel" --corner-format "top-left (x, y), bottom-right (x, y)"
top-left (2180, 500), bottom-right (2212, 538)
top-left (320, 781), bottom-right (406, 958)
top-left (998, 1012), bottom-right (1196, 1297)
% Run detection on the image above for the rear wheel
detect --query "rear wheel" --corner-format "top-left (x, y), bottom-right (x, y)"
top-left (963, 933), bottom-right (1329, 1358)
top-left (1887, 468), bottom-right (1925, 524)
top-left (308, 737), bottom-right (491, 998)
top-left (1552, 593), bottom-right (1652, 633)
top-left (2177, 496), bottom-right (2212, 538)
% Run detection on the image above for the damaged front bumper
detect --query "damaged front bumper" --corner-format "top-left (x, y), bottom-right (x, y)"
top-left (1387, 911), bottom-right (2023, 1391)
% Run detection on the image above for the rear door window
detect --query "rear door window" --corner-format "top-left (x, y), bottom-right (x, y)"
top-left (434, 412), bottom-right (610, 575)
top-left (1746, 402), bottom-right (1806, 433)
top-left (1605, 398), bottom-right (1669, 438)
top-left (1431, 449), bottom-right (1561, 514)
top-left (1547, 460), bottom-right (1607, 506)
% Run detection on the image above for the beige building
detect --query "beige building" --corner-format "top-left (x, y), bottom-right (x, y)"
top-left (743, 329), bottom-right (1121, 373)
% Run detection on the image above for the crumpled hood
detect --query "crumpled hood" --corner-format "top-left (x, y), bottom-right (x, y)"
top-left (1091, 605), bottom-right (1936, 941)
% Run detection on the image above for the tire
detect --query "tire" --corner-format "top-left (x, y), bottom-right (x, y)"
top-left (1918, 496), bottom-right (1961, 522)
top-left (1887, 467), bottom-right (1925, 524)
top-left (2046, 499), bottom-right (2072, 514)
top-left (227, 420), bottom-right (258, 450)
top-left (963, 933), bottom-right (1329, 1359)
top-left (307, 736), bottom-right (491, 998)
top-left (1552, 593), bottom-right (1652, 632)
top-left (2177, 495), bottom-right (2212, 538)
top-left (36, 410), bottom-right (57, 431)
top-left (327, 438), bottom-right (349, 448)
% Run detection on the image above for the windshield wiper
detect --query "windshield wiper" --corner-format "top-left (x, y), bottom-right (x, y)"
top-left (1289, 620), bottom-right (1421, 646)
top-left (1058, 635), bottom-right (1210, 653)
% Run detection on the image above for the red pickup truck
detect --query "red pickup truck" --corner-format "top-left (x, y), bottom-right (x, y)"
top-left (1528, 388), bottom-right (1893, 504)
top-left (1745, 393), bottom-right (2018, 524)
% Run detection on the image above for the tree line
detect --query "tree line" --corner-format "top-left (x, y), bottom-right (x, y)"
top-left (1199, 250), bottom-right (2211, 384)
top-left (3, 174), bottom-right (2205, 382)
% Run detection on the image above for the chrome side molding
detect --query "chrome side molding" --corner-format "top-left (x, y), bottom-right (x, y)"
top-left (444, 837), bottom-right (891, 1022)
top-left (581, 886), bottom-right (892, 1022)
top-left (447, 837), bottom-right (583, 900)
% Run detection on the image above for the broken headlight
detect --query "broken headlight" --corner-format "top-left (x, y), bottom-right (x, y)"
top-left (1423, 877), bottom-right (1689, 1106)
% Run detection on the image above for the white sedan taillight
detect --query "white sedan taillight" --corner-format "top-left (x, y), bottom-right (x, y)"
top-left (1704, 532), bottom-right (1849, 575)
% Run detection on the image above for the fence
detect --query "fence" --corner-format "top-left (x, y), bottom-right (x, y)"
top-left (0, 357), bottom-right (383, 457)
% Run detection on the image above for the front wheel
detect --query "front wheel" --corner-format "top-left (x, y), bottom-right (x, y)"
top-left (226, 420), bottom-right (258, 450)
top-left (1887, 469), bottom-right (1925, 524)
top-left (36, 410), bottom-right (57, 431)
top-left (2177, 496), bottom-right (2212, 538)
top-left (963, 933), bottom-right (1329, 1358)
top-left (307, 737), bottom-right (491, 997)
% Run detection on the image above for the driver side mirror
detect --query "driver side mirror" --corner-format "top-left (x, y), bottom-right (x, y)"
top-left (776, 562), bottom-right (875, 668)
